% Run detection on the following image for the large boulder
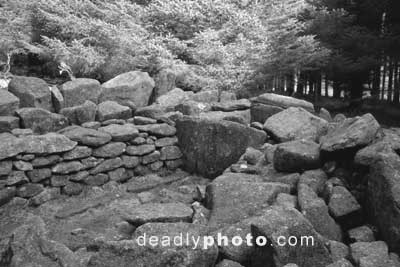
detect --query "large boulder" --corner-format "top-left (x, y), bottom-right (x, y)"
top-left (355, 129), bottom-right (400, 166)
top-left (264, 107), bottom-right (328, 142)
top-left (60, 100), bottom-right (97, 125)
top-left (253, 93), bottom-right (314, 112)
top-left (273, 139), bottom-right (321, 172)
top-left (250, 103), bottom-right (284, 123)
top-left (100, 71), bottom-right (155, 108)
top-left (3, 215), bottom-right (86, 267)
top-left (298, 183), bottom-right (343, 241)
top-left (320, 113), bottom-right (381, 153)
top-left (176, 116), bottom-right (266, 178)
top-left (8, 76), bottom-right (53, 111)
top-left (328, 186), bottom-right (362, 228)
top-left (59, 78), bottom-right (101, 107)
top-left (350, 241), bottom-right (397, 267)
top-left (8, 76), bottom-right (52, 111)
top-left (16, 108), bottom-right (68, 134)
top-left (206, 174), bottom-right (290, 229)
top-left (0, 90), bottom-right (19, 116)
top-left (251, 206), bottom-right (333, 267)
top-left (367, 151), bottom-right (400, 254)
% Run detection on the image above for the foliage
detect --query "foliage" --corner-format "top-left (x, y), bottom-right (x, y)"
top-left (1, 0), bottom-right (332, 92)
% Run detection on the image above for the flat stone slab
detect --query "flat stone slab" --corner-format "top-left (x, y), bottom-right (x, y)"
top-left (89, 158), bottom-right (123, 175)
top-left (0, 133), bottom-right (25, 160)
top-left (211, 99), bottom-right (251, 112)
top-left (253, 93), bottom-right (314, 112)
top-left (136, 123), bottom-right (176, 137)
top-left (92, 142), bottom-right (126, 158)
top-left (122, 203), bottom-right (193, 226)
top-left (59, 126), bottom-right (112, 147)
top-left (22, 133), bottom-right (77, 155)
top-left (126, 173), bottom-right (187, 193)
top-left (98, 123), bottom-right (139, 142)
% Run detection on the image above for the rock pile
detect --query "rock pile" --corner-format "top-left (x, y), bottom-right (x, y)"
top-left (215, 103), bottom-right (400, 267)
top-left (1, 70), bottom-right (400, 267)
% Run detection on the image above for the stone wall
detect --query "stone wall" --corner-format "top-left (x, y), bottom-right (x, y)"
top-left (0, 118), bottom-right (182, 206)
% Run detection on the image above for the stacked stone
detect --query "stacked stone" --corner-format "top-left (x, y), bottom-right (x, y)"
top-left (0, 119), bottom-right (183, 206)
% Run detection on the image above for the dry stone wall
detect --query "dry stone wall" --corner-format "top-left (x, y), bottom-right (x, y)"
top-left (0, 118), bottom-right (183, 206)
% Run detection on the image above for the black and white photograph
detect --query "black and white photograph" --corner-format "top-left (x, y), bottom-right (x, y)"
top-left (1, 0), bottom-right (400, 266)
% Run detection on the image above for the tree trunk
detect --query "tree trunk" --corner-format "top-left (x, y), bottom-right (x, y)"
top-left (308, 73), bottom-right (314, 96)
top-left (325, 75), bottom-right (329, 97)
top-left (298, 71), bottom-right (304, 95)
top-left (286, 74), bottom-right (295, 96)
top-left (372, 66), bottom-right (381, 99)
top-left (333, 80), bottom-right (341, 98)
top-left (394, 61), bottom-right (400, 104)
top-left (314, 72), bottom-right (322, 109)
top-left (388, 59), bottom-right (394, 103)
top-left (381, 58), bottom-right (387, 100)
